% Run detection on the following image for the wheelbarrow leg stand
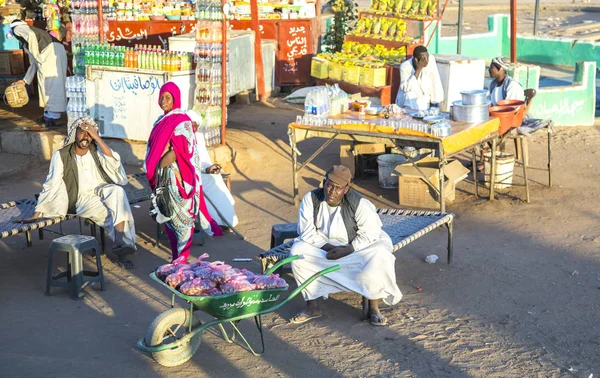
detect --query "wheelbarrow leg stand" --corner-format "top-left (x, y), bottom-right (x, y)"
top-left (219, 317), bottom-right (265, 356)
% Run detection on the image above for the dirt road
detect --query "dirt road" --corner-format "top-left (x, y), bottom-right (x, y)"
top-left (1, 98), bottom-right (599, 377)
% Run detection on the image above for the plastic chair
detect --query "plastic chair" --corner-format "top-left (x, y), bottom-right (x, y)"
top-left (46, 235), bottom-right (104, 299)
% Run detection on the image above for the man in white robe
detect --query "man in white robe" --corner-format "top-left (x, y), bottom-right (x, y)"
top-left (15, 117), bottom-right (137, 269)
top-left (289, 165), bottom-right (402, 326)
top-left (187, 110), bottom-right (238, 228)
top-left (395, 45), bottom-right (444, 112)
top-left (9, 20), bottom-right (67, 127)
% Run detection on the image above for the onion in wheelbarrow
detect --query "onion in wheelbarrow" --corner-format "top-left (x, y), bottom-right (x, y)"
top-left (220, 275), bottom-right (256, 294)
top-left (179, 278), bottom-right (216, 296)
top-left (253, 273), bottom-right (287, 289)
top-left (165, 269), bottom-right (195, 289)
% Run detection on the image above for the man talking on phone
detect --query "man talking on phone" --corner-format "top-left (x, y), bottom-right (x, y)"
top-left (395, 45), bottom-right (444, 112)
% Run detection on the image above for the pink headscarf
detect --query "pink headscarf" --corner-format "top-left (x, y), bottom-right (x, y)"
top-left (146, 82), bottom-right (193, 192)
top-left (159, 81), bottom-right (181, 113)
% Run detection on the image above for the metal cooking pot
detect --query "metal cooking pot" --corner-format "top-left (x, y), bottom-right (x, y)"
top-left (460, 90), bottom-right (488, 106)
top-left (452, 100), bottom-right (491, 123)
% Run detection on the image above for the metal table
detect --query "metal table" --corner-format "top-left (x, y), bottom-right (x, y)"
top-left (288, 118), bottom-right (501, 212)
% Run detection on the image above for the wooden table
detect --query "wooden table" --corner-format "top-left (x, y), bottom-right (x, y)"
top-left (288, 115), bottom-right (501, 212)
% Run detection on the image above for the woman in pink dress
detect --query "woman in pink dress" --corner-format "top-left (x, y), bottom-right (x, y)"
top-left (145, 82), bottom-right (222, 262)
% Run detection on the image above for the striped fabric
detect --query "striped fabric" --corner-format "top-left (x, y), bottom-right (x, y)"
top-left (0, 172), bottom-right (152, 241)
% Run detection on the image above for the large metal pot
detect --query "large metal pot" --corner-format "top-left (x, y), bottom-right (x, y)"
top-left (460, 89), bottom-right (488, 105)
top-left (452, 100), bottom-right (491, 123)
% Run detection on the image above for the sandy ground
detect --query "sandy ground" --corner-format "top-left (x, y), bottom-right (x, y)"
top-left (0, 97), bottom-right (599, 377)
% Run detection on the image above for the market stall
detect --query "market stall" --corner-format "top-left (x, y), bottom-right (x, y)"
top-left (68, 0), bottom-right (229, 145)
top-left (311, 0), bottom-right (449, 105)
top-left (288, 110), bottom-right (501, 212)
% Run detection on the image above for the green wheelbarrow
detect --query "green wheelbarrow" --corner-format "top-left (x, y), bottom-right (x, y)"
top-left (137, 255), bottom-right (339, 367)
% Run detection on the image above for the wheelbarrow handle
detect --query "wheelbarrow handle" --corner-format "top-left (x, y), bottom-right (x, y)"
top-left (264, 254), bottom-right (301, 275)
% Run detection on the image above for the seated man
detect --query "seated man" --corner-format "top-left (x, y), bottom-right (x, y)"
top-left (187, 110), bottom-right (239, 228)
top-left (488, 56), bottom-right (525, 106)
top-left (15, 117), bottom-right (136, 268)
top-left (289, 165), bottom-right (402, 326)
top-left (395, 45), bottom-right (444, 111)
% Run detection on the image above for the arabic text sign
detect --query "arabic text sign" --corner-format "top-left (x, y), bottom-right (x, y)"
top-left (277, 20), bottom-right (313, 85)
top-left (109, 75), bottom-right (161, 96)
top-left (106, 21), bottom-right (197, 47)
top-left (218, 294), bottom-right (281, 311)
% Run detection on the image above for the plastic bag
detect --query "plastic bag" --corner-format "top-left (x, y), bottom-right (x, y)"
top-left (190, 253), bottom-right (210, 268)
top-left (156, 263), bottom-right (179, 280)
top-left (253, 273), bottom-right (287, 289)
top-left (165, 269), bottom-right (195, 289)
top-left (179, 278), bottom-right (217, 296)
top-left (220, 275), bottom-right (257, 294)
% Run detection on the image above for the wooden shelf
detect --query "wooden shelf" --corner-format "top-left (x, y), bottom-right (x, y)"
top-left (344, 35), bottom-right (422, 54)
top-left (359, 10), bottom-right (440, 23)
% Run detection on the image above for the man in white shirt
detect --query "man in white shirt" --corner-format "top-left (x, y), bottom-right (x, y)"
top-left (395, 45), bottom-right (444, 111)
top-left (289, 165), bottom-right (402, 326)
top-left (15, 117), bottom-right (136, 268)
top-left (488, 56), bottom-right (525, 106)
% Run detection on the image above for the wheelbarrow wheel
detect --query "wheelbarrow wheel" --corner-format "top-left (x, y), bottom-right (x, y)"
top-left (144, 308), bottom-right (202, 367)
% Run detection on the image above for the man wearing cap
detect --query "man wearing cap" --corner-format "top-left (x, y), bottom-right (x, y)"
top-left (14, 117), bottom-right (137, 269)
top-left (488, 56), bottom-right (525, 106)
top-left (395, 45), bottom-right (444, 111)
top-left (289, 165), bottom-right (402, 326)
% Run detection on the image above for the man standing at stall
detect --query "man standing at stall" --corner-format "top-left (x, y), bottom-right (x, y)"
top-left (14, 118), bottom-right (137, 269)
top-left (395, 45), bottom-right (444, 111)
top-left (289, 165), bottom-right (402, 326)
top-left (9, 19), bottom-right (67, 127)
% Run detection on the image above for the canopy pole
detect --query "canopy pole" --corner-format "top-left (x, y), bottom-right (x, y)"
top-left (510, 0), bottom-right (517, 63)
top-left (250, 0), bottom-right (266, 101)
top-left (98, 0), bottom-right (105, 44)
top-left (457, 0), bottom-right (464, 54)
top-left (533, 0), bottom-right (540, 36)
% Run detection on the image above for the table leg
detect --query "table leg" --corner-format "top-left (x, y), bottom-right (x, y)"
top-left (439, 143), bottom-right (445, 213)
top-left (547, 128), bottom-right (552, 187)
top-left (522, 137), bottom-right (530, 203)
top-left (489, 138), bottom-right (497, 200)
top-left (291, 132), bottom-right (299, 206)
top-left (472, 148), bottom-right (478, 198)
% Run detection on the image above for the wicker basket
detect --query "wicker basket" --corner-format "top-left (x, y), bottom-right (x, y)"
top-left (4, 82), bottom-right (29, 108)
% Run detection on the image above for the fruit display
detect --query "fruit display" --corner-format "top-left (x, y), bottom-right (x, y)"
top-left (340, 41), bottom-right (406, 64)
top-left (351, 16), bottom-right (414, 43)
top-left (369, 0), bottom-right (438, 18)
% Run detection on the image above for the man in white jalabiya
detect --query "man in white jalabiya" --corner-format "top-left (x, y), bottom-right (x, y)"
top-left (186, 110), bottom-right (238, 228)
top-left (14, 117), bottom-right (137, 269)
top-left (289, 165), bottom-right (402, 326)
top-left (395, 45), bottom-right (444, 112)
top-left (9, 19), bottom-right (67, 127)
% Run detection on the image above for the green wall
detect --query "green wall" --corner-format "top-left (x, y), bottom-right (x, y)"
top-left (426, 14), bottom-right (600, 69)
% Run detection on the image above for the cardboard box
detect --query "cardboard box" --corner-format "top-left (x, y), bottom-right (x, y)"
top-left (394, 157), bottom-right (470, 209)
top-left (328, 62), bottom-right (343, 80)
top-left (360, 67), bottom-right (387, 87)
top-left (340, 142), bottom-right (387, 177)
top-left (311, 58), bottom-right (328, 79)
top-left (342, 65), bottom-right (360, 84)
top-left (0, 50), bottom-right (25, 76)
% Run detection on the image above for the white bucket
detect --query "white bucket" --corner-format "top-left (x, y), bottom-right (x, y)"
top-left (483, 151), bottom-right (515, 189)
top-left (377, 154), bottom-right (407, 189)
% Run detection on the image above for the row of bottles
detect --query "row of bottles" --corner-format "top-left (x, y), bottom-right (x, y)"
top-left (66, 76), bottom-right (86, 98)
top-left (195, 85), bottom-right (228, 106)
top-left (194, 43), bottom-right (228, 64)
top-left (196, 20), bottom-right (228, 43)
top-left (196, 62), bottom-right (228, 84)
top-left (195, 0), bottom-right (225, 21)
top-left (84, 44), bottom-right (193, 71)
top-left (71, 15), bottom-right (108, 36)
top-left (198, 126), bottom-right (222, 147)
top-left (71, 0), bottom-right (110, 14)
